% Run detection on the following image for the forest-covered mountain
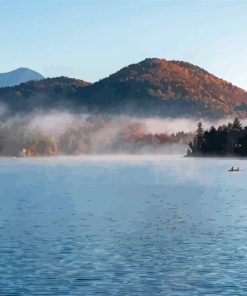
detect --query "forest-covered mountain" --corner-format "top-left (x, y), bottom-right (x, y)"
top-left (1, 59), bottom-right (247, 118)
top-left (0, 67), bottom-right (44, 88)
top-left (0, 77), bottom-right (91, 113)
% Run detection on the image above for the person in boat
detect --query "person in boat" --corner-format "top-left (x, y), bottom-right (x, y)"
top-left (229, 166), bottom-right (239, 171)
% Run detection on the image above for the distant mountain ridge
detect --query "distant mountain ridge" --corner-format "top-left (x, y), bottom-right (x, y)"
top-left (0, 59), bottom-right (247, 118)
top-left (0, 67), bottom-right (44, 87)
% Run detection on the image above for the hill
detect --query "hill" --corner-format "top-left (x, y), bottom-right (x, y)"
top-left (81, 58), bottom-right (247, 117)
top-left (0, 59), bottom-right (247, 118)
top-left (0, 77), bottom-right (91, 113)
top-left (0, 67), bottom-right (45, 87)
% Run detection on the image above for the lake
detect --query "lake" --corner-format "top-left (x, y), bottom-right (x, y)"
top-left (0, 155), bottom-right (247, 295)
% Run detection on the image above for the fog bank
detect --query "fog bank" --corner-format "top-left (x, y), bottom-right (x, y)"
top-left (0, 112), bottom-right (197, 156)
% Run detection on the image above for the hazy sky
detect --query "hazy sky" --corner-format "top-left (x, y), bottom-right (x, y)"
top-left (1, 0), bottom-right (247, 89)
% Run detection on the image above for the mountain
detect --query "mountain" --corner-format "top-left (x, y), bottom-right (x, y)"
top-left (0, 77), bottom-right (91, 113)
top-left (81, 58), bottom-right (247, 117)
top-left (0, 59), bottom-right (247, 118)
top-left (0, 67), bottom-right (44, 87)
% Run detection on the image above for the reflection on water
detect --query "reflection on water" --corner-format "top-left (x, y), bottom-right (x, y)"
top-left (0, 156), bottom-right (247, 295)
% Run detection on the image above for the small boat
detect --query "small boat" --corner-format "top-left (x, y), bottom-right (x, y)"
top-left (228, 166), bottom-right (240, 172)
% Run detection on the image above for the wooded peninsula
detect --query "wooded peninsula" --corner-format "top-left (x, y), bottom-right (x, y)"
top-left (188, 118), bottom-right (247, 157)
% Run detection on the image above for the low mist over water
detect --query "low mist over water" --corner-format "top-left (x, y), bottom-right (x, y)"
top-left (0, 108), bottom-right (243, 157)
top-left (0, 156), bottom-right (247, 295)
top-left (0, 111), bottom-right (198, 156)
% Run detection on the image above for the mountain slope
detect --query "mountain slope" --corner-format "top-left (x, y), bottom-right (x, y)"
top-left (0, 77), bottom-right (91, 112)
top-left (0, 59), bottom-right (247, 118)
top-left (80, 58), bottom-right (247, 117)
top-left (0, 67), bottom-right (44, 87)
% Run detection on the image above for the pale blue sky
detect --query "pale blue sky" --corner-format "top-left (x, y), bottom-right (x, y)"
top-left (1, 0), bottom-right (247, 89)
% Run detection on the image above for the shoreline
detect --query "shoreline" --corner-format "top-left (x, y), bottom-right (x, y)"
top-left (186, 154), bottom-right (247, 159)
top-left (0, 154), bottom-right (247, 162)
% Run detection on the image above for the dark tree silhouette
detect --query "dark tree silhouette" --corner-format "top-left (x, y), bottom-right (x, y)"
top-left (232, 118), bottom-right (242, 131)
top-left (188, 118), bottom-right (247, 157)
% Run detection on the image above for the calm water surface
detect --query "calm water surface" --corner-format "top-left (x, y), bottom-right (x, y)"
top-left (0, 156), bottom-right (247, 295)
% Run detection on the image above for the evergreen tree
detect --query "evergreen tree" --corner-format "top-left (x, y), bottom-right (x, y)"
top-left (196, 122), bottom-right (204, 137)
top-left (232, 118), bottom-right (242, 131)
top-left (195, 122), bottom-right (204, 151)
top-left (188, 119), bottom-right (247, 156)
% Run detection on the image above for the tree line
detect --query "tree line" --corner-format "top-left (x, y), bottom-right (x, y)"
top-left (188, 118), bottom-right (247, 156)
top-left (0, 117), bottom-right (193, 156)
